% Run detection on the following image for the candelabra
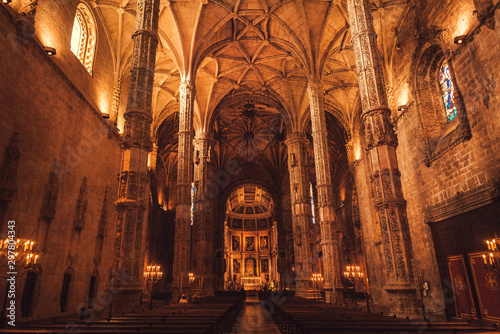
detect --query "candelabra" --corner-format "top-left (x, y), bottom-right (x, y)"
top-left (482, 236), bottom-right (499, 274)
top-left (143, 265), bottom-right (162, 309)
top-left (343, 265), bottom-right (364, 280)
top-left (0, 238), bottom-right (40, 327)
top-left (188, 272), bottom-right (195, 284)
top-left (311, 273), bottom-right (323, 301)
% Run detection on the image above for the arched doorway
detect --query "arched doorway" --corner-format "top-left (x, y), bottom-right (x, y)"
top-left (224, 185), bottom-right (279, 291)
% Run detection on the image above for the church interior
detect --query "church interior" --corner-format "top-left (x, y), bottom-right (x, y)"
top-left (0, 0), bottom-right (499, 332)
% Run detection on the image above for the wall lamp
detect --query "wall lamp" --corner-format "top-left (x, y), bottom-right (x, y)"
top-left (454, 35), bottom-right (467, 44)
top-left (397, 105), bottom-right (407, 112)
top-left (44, 46), bottom-right (56, 56)
top-left (2, 0), bottom-right (12, 4)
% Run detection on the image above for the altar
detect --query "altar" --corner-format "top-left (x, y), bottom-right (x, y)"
top-left (241, 277), bottom-right (263, 290)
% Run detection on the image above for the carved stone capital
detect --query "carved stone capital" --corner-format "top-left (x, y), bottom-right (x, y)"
top-left (19, 0), bottom-right (38, 23)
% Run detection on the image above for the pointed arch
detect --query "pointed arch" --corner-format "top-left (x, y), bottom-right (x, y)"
top-left (71, 2), bottom-right (97, 75)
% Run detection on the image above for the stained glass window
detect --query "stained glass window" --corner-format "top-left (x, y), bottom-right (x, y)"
top-left (310, 183), bottom-right (316, 224)
top-left (70, 3), bottom-right (96, 75)
top-left (439, 60), bottom-right (457, 121)
top-left (190, 182), bottom-right (194, 225)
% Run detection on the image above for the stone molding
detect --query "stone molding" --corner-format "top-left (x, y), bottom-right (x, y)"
top-left (425, 179), bottom-right (500, 224)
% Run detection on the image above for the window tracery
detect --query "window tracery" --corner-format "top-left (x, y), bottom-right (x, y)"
top-left (70, 3), bottom-right (96, 75)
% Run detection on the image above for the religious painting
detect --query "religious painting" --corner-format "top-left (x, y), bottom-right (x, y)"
top-left (232, 236), bottom-right (240, 251)
top-left (245, 236), bottom-right (255, 251)
top-left (245, 258), bottom-right (256, 276)
top-left (233, 259), bottom-right (240, 274)
top-left (260, 236), bottom-right (269, 251)
top-left (261, 259), bottom-right (269, 273)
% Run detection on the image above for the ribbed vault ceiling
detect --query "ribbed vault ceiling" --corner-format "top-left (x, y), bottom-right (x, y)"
top-left (93, 0), bottom-right (408, 137)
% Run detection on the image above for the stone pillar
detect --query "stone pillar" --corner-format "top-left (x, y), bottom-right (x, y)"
top-left (112, 0), bottom-right (160, 312)
top-left (17, 0), bottom-right (38, 39)
top-left (172, 81), bottom-right (195, 293)
top-left (111, 75), bottom-right (122, 125)
top-left (347, 0), bottom-right (417, 316)
top-left (307, 81), bottom-right (341, 303)
top-left (286, 132), bottom-right (313, 296)
top-left (192, 132), bottom-right (214, 295)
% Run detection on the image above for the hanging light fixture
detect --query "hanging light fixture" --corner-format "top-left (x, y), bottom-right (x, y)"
top-left (2, 0), bottom-right (13, 5)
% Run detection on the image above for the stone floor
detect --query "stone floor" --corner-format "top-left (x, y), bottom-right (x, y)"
top-left (230, 295), bottom-right (281, 334)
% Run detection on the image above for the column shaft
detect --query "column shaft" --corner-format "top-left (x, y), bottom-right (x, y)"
top-left (192, 133), bottom-right (214, 295)
top-left (347, 0), bottom-right (417, 315)
top-left (112, 0), bottom-right (160, 312)
top-left (173, 81), bottom-right (195, 289)
top-left (111, 75), bottom-right (122, 124)
top-left (286, 133), bottom-right (313, 295)
top-left (307, 81), bottom-right (341, 303)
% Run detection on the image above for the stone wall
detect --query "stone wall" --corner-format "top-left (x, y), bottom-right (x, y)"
top-left (0, 4), bottom-right (121, 321)
top-left (388, 1), bottom-right (500, 317)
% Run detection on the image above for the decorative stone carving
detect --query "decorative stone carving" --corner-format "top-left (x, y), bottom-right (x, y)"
top-left (173, 80), bottom-right (196, 289)
top-left (112, 0), bottom-right (160, 311)
top-left (191, 133), bottom-right (215, 294)
top-left (98, 187), bottom-right (108, 237)
top-left (73, 177), bottom-right (88, 231)
top-left (17, 0), bottom-right (38, 39)
top-left (425, 179), bottom-right (500, 223)
top-left (307, 82), bottom-right (340, 303)
top-left (0, 133), bottom-right (21, 203)
top-left (286, 132), bottom-right (313, 294)
top-left (347, 0), bottom-right (417, 316)
top-left (111, 76), bottom-right (122, 123)
top-left (39, 170), bottom-right (59, 222)
top-left (474, 0), bottom-right (496, 29)
top-left (19, 0), bottom-right (38, 18)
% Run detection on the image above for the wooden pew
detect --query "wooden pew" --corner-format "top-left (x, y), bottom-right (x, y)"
top-left (1, 295), bottom-right (245, 334)
top-left (265, 297), bottom-right (498, 334)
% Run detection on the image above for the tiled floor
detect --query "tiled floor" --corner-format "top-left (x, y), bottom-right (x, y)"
top-left (230, 295), bottom-right (281, 334)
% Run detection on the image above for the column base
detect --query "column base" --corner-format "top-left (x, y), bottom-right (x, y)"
top-left (384, 284), bottom-right (418, 317)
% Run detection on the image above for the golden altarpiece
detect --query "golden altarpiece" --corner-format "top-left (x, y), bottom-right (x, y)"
top-left (223, 186), bottom-right (279, 290)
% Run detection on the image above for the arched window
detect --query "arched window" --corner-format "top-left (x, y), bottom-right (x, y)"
top-left (414, 45), bottom-right (471, 165)
top-left (439, 60), bottom-right (457, 122)
top-left (310, 183), bottom-right (316, 224)
top-left (70, 3), bottom-right (96, 75)
top-left (191, 182), bottom-right (195, 225)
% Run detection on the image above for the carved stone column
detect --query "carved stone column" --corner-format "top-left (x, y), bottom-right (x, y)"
top-left (347, 0), bottom-right (417, 316)
top-left (172, 81), bottom-right (195, 293)
top-left (111, 75), bottom-right (122, 125)
top-left (192, 132), bottom-right (214, 295)
top-left (112, 0), bottom-right (160, 312)
top-left (286, 132), bottom-right (313, 296)
top-left (307, 81), bottom-right (341, 303)
top-left (17, 0), bottom-right (38, 39)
